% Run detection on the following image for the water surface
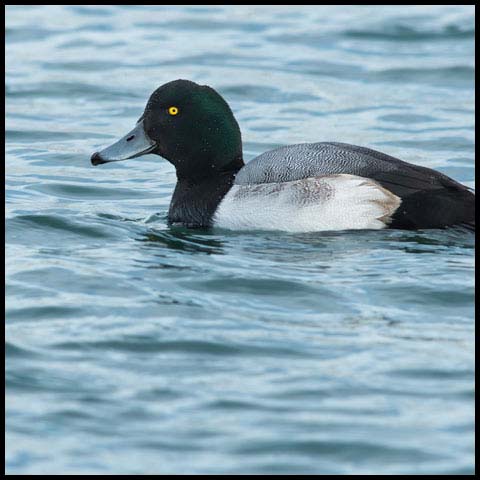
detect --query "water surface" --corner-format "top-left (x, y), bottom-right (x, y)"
top-left (6, 5), bottom-right (475, 474)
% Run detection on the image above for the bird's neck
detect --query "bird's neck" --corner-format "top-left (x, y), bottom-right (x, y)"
top-left (168, 158), bottom-right (243, 228)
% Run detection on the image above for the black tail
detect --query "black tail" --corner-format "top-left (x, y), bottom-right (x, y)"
top-left (389, 187), bottom-right (475, 230)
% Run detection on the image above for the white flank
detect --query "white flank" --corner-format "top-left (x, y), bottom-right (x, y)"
top-left (213, 174), bottom-right (401, 232)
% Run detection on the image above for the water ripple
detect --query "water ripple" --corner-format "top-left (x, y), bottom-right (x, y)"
top-left (5, 4), bottom-right (474, 475)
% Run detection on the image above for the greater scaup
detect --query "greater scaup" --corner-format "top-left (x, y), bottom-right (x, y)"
top-left (91, 79), bottom-right (475, 232)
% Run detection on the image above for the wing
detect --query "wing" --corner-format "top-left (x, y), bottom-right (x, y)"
top-left (235, 142), bottom-right (475, 229)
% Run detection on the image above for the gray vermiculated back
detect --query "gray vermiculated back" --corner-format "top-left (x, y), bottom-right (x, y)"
top-left (235, 142), bottom-right (462, 195)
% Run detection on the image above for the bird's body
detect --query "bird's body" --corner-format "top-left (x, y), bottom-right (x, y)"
top-left (91, 80), bottom-right (475, 232)
top-left (214, 173), bottom-right (401, 232)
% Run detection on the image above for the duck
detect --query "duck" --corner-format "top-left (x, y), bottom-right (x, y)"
top-left (91, 79), bottom-right (475, 232)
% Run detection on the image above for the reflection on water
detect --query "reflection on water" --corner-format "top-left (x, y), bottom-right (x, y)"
top-left (139, 228), bottom-right (225, 254)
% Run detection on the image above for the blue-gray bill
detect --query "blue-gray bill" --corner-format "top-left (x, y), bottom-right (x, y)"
top-left (91, 120), bottom-right (156, 166)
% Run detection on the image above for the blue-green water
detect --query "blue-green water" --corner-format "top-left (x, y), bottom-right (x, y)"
top-left (5, 5), bottom-right (475, 475)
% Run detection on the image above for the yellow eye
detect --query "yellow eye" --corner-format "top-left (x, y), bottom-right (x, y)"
top-left (168, 106), bottom-right (179, 116)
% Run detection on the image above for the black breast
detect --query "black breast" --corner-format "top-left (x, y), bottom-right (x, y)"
top-left (168, 172), bottom-right (236, 228)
